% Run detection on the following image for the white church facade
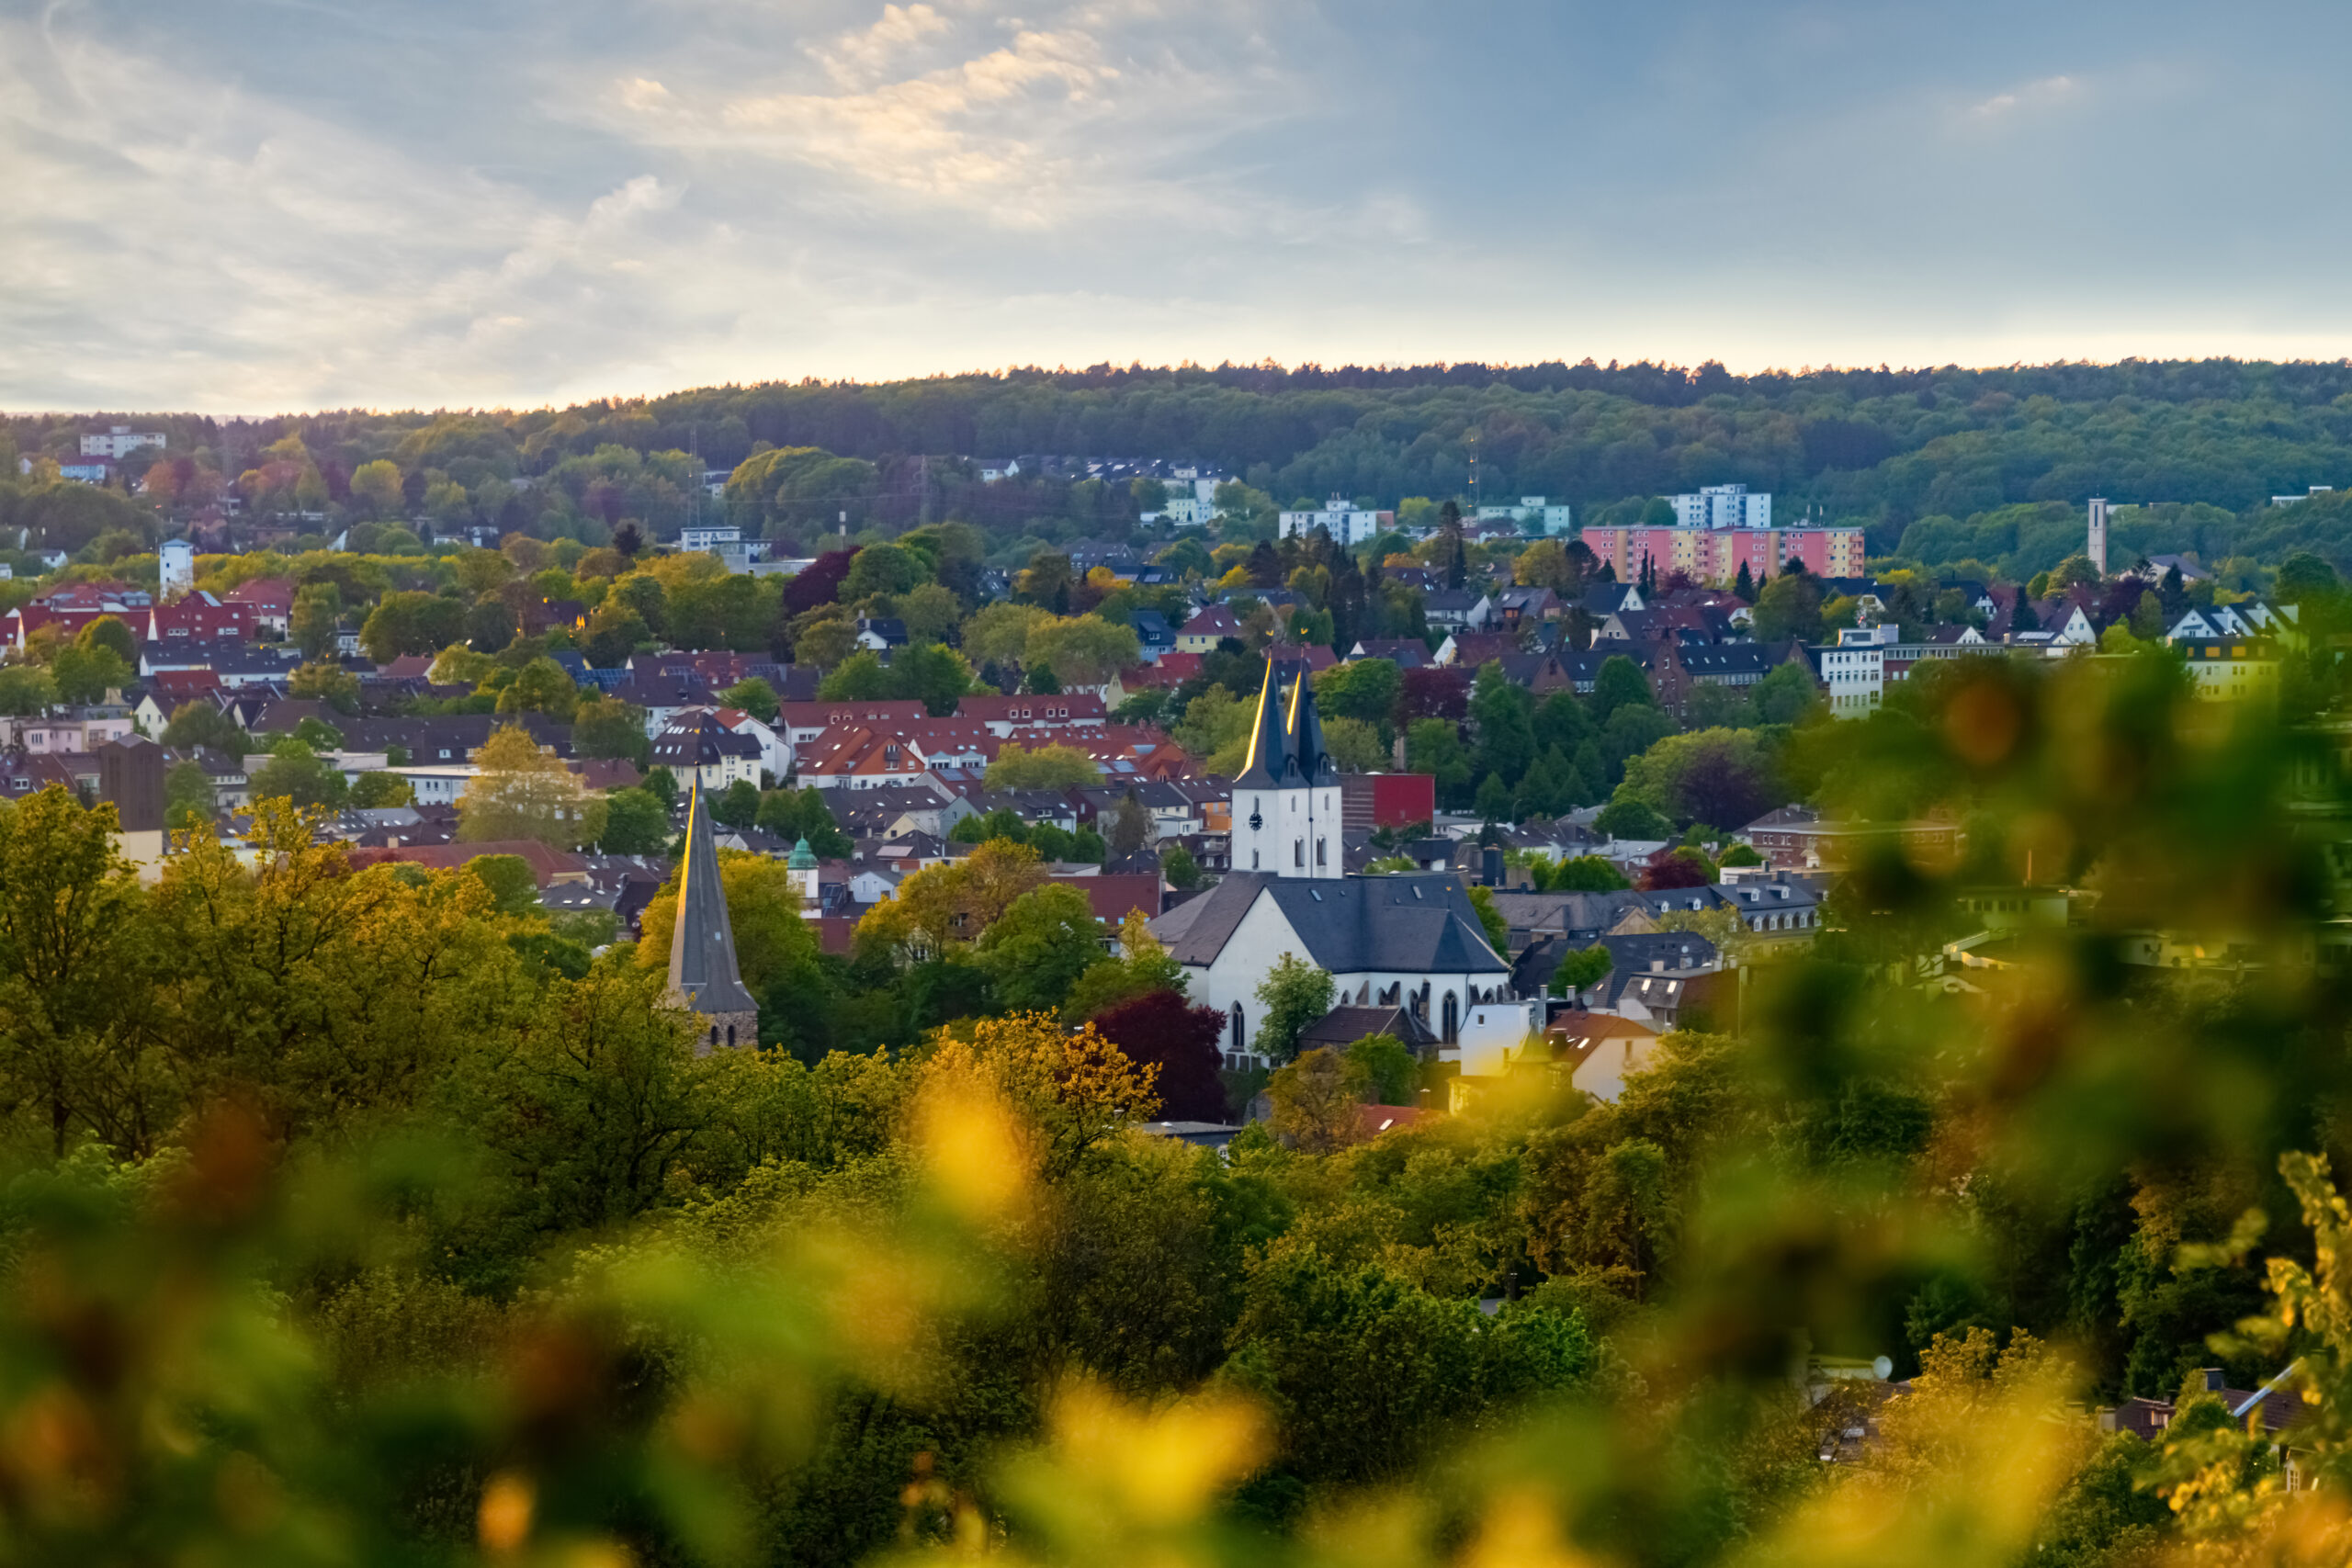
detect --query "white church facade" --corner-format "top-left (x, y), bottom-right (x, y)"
top-left (1148, 666), bottom-right (1518, 1070)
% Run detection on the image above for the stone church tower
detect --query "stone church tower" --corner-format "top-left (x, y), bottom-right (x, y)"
top-left (669, 783), bottom-right (761, 1050)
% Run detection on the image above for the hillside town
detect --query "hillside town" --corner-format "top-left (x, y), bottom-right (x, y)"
top-left (1, 428), bottom-right (2321, 1107)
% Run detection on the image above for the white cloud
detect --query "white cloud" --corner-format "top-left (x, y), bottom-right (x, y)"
top-left (1966, 73), bottom-right (2079, 120)
top-left (0, 19), bottom-right (742, 409)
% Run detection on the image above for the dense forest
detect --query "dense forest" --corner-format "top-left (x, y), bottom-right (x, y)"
top-left (14, 359), bottom-right (2352, 581)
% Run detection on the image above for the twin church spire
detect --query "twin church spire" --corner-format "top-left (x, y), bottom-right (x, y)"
top-left (1236, 662), bottom-right (1334, 791)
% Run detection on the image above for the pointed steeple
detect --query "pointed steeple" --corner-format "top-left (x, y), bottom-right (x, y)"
top-left (669, 782), bottom-right (759, 1039)
top-left (1234, 660), bottom-right (1295, 789)
top-left (1284, 665), bottom-right (1331, 788)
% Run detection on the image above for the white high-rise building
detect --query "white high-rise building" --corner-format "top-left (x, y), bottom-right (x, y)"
top-left (1670, 483), bottom-right (1772, 531)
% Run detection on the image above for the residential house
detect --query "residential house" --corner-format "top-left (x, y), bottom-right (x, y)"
top-left (222, 579), bottom-right (295, 639)
top-left (1176, 605), bottom-right (1245, 653)
top-left (1421, 590), bottom-right (1493, 633)
top-left (650, 712), bottom-right (763, 790)
top-left (1546, 1010), bottom-right (1662, 1102)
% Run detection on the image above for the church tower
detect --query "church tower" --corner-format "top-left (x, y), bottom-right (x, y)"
top-left (669, 783), bottom-right (761, 1050)
top-left (1231, 662), bottom-right (1344, 878)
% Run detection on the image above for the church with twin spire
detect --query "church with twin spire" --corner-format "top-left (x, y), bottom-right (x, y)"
top-left (1151, 665), bottom-right (1519, 1067)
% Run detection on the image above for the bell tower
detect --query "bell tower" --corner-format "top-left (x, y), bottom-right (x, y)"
top-left (1230, 662), bottom-right (1343, 879)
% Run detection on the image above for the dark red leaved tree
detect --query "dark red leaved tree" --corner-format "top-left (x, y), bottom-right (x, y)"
top-left (1092, 989), bottom-right (1230, 1122)
top-left (784, 548), bottom-right (860, 615)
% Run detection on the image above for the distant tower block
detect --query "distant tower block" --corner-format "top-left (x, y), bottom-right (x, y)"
top-left (2086, 498), bottom-right (2109, 576)
top-left (159, 539), bottom-right (195, 600)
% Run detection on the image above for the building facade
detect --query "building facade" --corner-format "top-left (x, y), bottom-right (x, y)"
top-left (1277, 496), bottom-right (1392, 547)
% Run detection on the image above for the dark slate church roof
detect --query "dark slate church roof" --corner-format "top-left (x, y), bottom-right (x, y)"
top-left (1152, 872), bottom-right (1507, 975)
top-left (669, 784), bottom-right (760, 1019)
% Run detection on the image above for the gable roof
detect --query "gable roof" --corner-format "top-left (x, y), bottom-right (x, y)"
top-left (1151, 872), bottom-right (1506, 975)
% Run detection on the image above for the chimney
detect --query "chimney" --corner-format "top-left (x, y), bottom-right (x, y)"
top-left (1481, 846), bottom-right (1504, 886)
top-left (1650, 958), bottom-right (1666, 973)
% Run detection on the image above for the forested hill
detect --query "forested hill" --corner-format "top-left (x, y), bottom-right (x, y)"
top-left (18, 357), bottom-right (2352, 564)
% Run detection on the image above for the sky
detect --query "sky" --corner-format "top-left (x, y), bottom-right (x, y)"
top-left (5, 0), bottom-right (2351, 413)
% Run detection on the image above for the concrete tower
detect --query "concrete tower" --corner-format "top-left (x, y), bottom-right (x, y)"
top-left (2086, 498), bottom-right (2109, 577)
top-left (669, 783), bottom-right (761, 1050)
top-left (1230, 663), bottom-right (1344, 878)
top-left (158, 539), bottom-right (195, 601)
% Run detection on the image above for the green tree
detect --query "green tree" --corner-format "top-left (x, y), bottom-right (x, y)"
top-left (1595, 795), bottom-right (1673, 840)
top-left (494, 656), bottom-right (581, 720)
top-left (1590, 656), bottom-right (1657, 723)
top-left (1161, 843), bottom-right (1203, 889)
top-left (246, 738), bottom-right (348, 809)
top-left (348, 458), bottom-right (404, 520)
top-left (987, 743), bottom-right (1101, 790)
top-left (347, 772), bottom-right (413, 807)
top-left (78, 615), bottom-right (137, 667)
top-left (164, 760), bottom-right (215, 829)
top-left (1467, 884), bottom-right (1510, 954)
top-left (1550, 944), bottom-right (1614, 1000)
top-left (288, 660), bottom-right (362, 715)
top-left (1750, 660), bottom-right (1821, 725)
top-left (1316, 659), bottom-right (1402, 728)
top-left (717, 677), bottom-right (779, 724)
top-left (290, 582), bottom-right (343, 661)
top-left (1547, 854), bottom-right (1632, 891)
top-left (458, 724), bottom-right (607, 848)
top-left (842, 541), bottom-right (924, 600)
top-left (572, 695), bottom-right (650, 766)
top-left (51, 642), bottom-right (132, 705)
top-left (160, 700), bottom-right (241, 753)
top-left (598, 787), bottom-right (671, 853)
top-left (1026, 615), bottom-right (1142, 689)
top-left (1405, 718), bottom-right (1473, 808)
top-left (1346, 1032), bottom-right (1419, 1106)
top-left (1253, 953), bottom-right (1336, 1065)
top-left (0, 666), bottom-right (58, 716)
top-left (713, 779), bottom-right (761, 829)
top-left (975, 884), bottom-right (1103, 1014)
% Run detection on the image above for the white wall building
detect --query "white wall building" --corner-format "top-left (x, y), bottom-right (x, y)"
top-left (1150, 874), bottom-right (1514, 1069)
top-left (158, 540), bottom-right (195, 600)
top-left (1818, 624), bottom-right (1894, 714)
top-left (1671, 483), bottom-right (1772, 530)
top-left (1278, 496), bottom-right (1392, 547)
top-left (679, 525), bottom-right (743, 555)
top-left (80, 426), bottom-right (166, 459)
top-left (1474, 496), bottom-right (1575, 534)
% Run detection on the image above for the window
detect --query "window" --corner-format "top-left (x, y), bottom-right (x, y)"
top-left (1316, 838), bottom-right (1327, 866)
top-left (1230, 1003), bottom-right (1245, 1050)
top-left (1442, 991), bottom-right (1459, 1043)
top-left (727, 1025), bottom-right (736, 1047)
top-left (1251, 851), bottom-right (1260, 869)
top-left (1294, 840), bottom-right (1305, 867)
top-left (708, 1024), bottom-right (719, 1046)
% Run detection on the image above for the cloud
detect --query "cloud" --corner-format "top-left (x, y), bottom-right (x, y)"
top-left (0, 17), bottom-right (740, 409)
top-left (582, 0), bottom-right (1290, 226)
top-left (1966, 73), bottom-right (2080, 120)
top-left (810, 2), bottom-right (955, 88)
